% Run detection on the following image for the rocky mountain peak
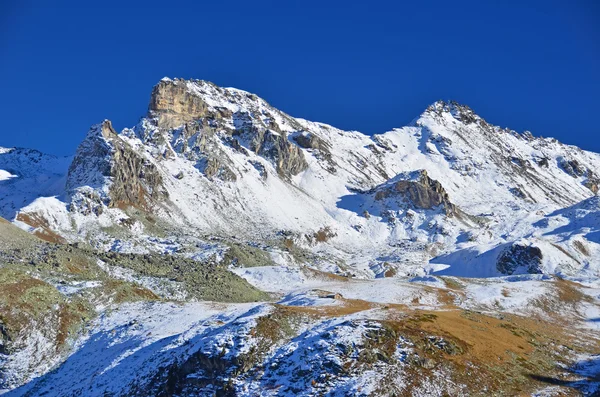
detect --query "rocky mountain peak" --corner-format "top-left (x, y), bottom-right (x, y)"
top-left (143, 77), bottom-right (308, 179)
top-left (148, 78), bottom-right (213, 130)
top-left (3, 77), bottom-right (600, 397)
top-left (96, 119), bottom-right (118, 139)
top-left (147, 78), bottom-right (280, 127)
top-left (424, 100), bottom-right (483, 125)
top-left (66, 119), bottom-right (168, 212)
top-left (65, 121), bottom-right (115, 192)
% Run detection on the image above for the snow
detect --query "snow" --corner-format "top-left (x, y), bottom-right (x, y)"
top-left (0, 148), bottom-right (71, 221)
top-left (13, 196), bottom-right (71, 233)
top-left (460, 275), bottom-right (552, 312)
top-left (8, 301), bottom-right (262, 397)
top-left (54, 280), bottom-right (102, 296)
top-left (234, 266), bottom-right (444, 309)
top-left (0, 170), bottom-right (16, 181)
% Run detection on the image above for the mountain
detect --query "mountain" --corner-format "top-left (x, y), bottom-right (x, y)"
top-left (6, 78), bottom-right (600, 279)
top-left (0, 78), bottom-right (599, 396)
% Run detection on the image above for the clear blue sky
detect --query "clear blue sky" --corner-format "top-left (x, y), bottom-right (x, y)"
top-left (1, 0), bottom-right (599, 155)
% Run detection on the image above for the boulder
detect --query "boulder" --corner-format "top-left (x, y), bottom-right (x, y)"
top-left (496, 243), bottom-right (543, 275)
top-left (375, 170), bottom-right (458, 216)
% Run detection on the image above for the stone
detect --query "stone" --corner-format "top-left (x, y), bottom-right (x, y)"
top-left (148, 79), bottom-right (210, 130)
top-left (67, 120), bottom-right (168, 211)
top-left (496, 243), bottom-right (543, 275)
top-left (249, 130), bottom-right (308, 178)
top-left (584, 177), bottom-right (599, 194)
top-left (375, 170), bottom-right (458, 216)
top-left (559, 158), bottom-right (586, 177)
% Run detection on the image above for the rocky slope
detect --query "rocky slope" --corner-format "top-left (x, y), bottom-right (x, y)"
top-left (1, 78), bottom-right (600, 396)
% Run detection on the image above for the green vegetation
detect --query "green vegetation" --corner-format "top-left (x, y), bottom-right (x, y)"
top-left (96, 251), bottom-right (269, 302)
top-left (0, 267), bottom-right (94, 354)
top-left (223, 242), bottom-right (274, 268)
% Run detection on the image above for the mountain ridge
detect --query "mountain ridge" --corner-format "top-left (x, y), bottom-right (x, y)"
top-left (1, 77), bottom-right (600, 278)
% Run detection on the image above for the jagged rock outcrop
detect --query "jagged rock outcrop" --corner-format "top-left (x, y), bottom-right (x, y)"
top-left (294, 132), bottom-right (329, 152)
top-left (423, 100), bottom-right (485, 127)
top-left (4, 78), bottom-right (600, 281)
top-left (109, 140), bottom-right (168, 209)
top-left (293, 131), bottom-right (335, 171)
top-left (496, 243), bottom-right (543, 275)
top-left (149, 78), bottom-right (211, 130)
top-left (559, 157), bottom-right (587, 178)
top-left (250, 130), bottom-right (308, 177)
top-left (67, 120), bottom-right (168, 211)
top-left (375, 170), bottom-right (458, 216)
top-left (144, 78), bottom-right (308, 180)
top-left (556, 157), bottom-right (600, 193)
top-left (66, 120), bottom-right (114, 191)
top-left (584, 177), bottom-right (599, 194)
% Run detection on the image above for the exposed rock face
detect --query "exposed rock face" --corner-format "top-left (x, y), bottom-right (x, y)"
top-left (67, 120), bottom-right (168, 210)
top-left (144, 78), bottom-right (308, 180)
top-left (496, 243), bottom-right (543, 275)
top-left (108, 137), bottom-right (168, 209)
top-left (149, 78), bottom-right (210, 130)
top-left (556, 157), bottom-right (600, 193)
top-left (7, 78), bottom-right (600, 280)
top-left (559, 158), bottom-right (587, 178)
top-left (66, 120), bottom-right (114, 191)
top-left (293, 131), bottom-right (335, 171)
top-left (294, 132), bottom-right (328, 152)
top-left (251, 130), bottom-right (308, 177)
top-left (201, 156), bottom-right (237, 182)
top-left (375, 170), bottom-right (457, 216)
top-left (585, 177), bottom-right (599, 194)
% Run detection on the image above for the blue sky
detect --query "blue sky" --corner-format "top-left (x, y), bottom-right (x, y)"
top-left (1, 0), bottom-right (598, 155)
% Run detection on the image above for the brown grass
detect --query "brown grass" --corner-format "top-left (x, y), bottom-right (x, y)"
top-left (272, 296), bottom-right (596, 394)
top-left (277, 296), bottom-right (377, 317)
top-left (416, 310), bottom-right (537, 361)
top-left (15, 212), bottom-right (67, 244)
top-left (436, 288), bottom-right (459, 307)
top-left (0, 269), bottom-right (91, 351)
top-left (302, 267), bottom-right (349, 282)
top-left (572, 240), bottom-right (590, 256)
top-left (385, 309), bottom-right (597, 394)
top-left (554, 278), bottom-right (592, 305)
top-left (313, 226), bottom-right (337, 243)
top-left (439, 276), bottom-right (465, 290)
top-left (103, 280), bottom-right (160, 303)
top-left (259, 287), bottom-right (598, 395)
top-left (283, 238), bottom-right (294, 250)
top-left (383, 267), bottom-right (397, 278)
top-left (550, 242), bottom-right (581, 264)
top-left (55, 300), bottom-right (92, 347)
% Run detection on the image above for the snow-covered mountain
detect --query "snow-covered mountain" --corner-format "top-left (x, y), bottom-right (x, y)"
top-left (4, 78), bottom-right (600, 279)
top-left (1, 78), bottom-right (600, 396)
